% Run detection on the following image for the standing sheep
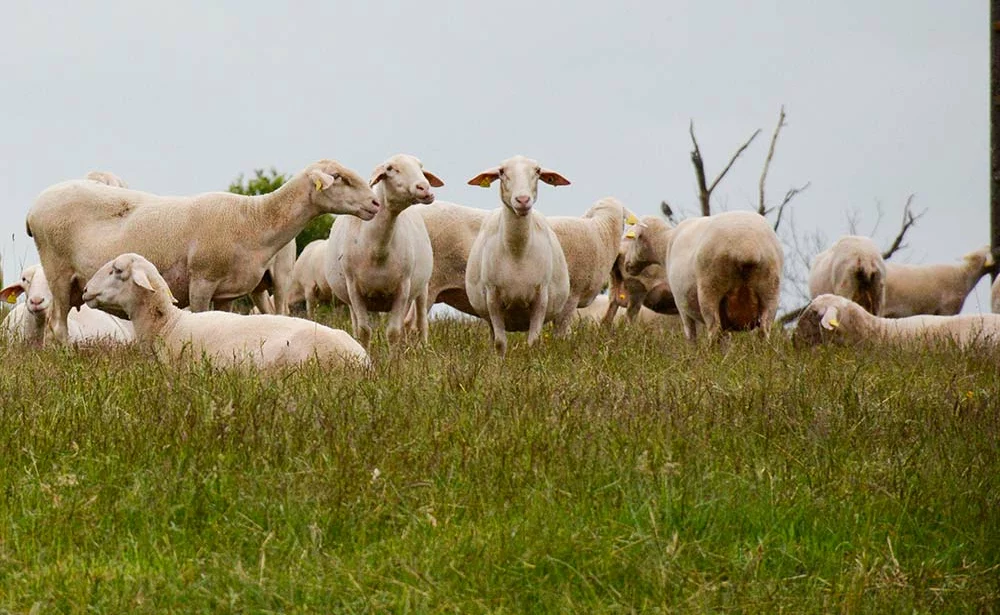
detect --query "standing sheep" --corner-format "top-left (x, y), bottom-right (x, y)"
top-left (610, 216), bottom-right (678, 325)
top-left (27, 159), bottom-right (380, 343)
top-left (82, 253), bottom-right (369, 369)
top-left (326, 154), bottom-right (441, 347)
top-left (465, 155), bottom-right (571, 356)
top-left (808, 235), bottom-right (886, 315)
top-left (882, 246), bottom-right (995, 317)
top-left (665, 211), bottom-right (783, 342)
top-left (289, 239), bottom-right (336, 319)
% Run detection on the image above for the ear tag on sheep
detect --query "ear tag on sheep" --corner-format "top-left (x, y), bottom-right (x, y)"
top-left (624, 229), bottom-right (636, 239)
top-left (5, 294), bottom-right (15, 304)
top-left (625, 213), bottom-right (638, 225)
top-left (314, 178), bottom-right (324, 192)
top-left (479, 178), bottom-right (492, 188)
top-left (618, 293), bottom-right (626, 301)
top-left (827, 318), bottom-right (840, 329)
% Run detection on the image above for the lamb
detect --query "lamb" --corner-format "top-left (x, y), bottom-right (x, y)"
top-left (609, 215), bottom-right (678, 325)
top-left (26, 159), bottom-right (380, 343)
top-left (664, 210), bottom-right (783, 342)
top-left (882, 246), bottom-right (995, 317)
top-left (465, 155), bottom-right (571, 355)
top-left (326, 154), bottom-right (441, 347)
top-left (82, 253), bottom-right (369, 369)
top-left (289, 239), bottom-right (335, 319)
top-left (547, 198), bottom-right (638, 333)
top-left (808, 235), bottom-right (886, 315)
top-left (794, 293), bottom-right (1000, 349)
top-left (85, 171), bottom-right (129, 188)
top-left (1, 264), bottom-right (133, 345)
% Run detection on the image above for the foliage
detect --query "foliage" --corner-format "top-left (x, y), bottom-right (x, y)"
top-left (228, 168), bottom-right (334, 256)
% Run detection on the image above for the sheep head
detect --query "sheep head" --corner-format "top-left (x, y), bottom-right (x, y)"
top-left (0, 265), bottom-right (50, 315)
top-left (83, 253), bottom-right (177, 317)
top-left (305, 160), bottom-right (381, 221)
top-left (369, 154), bottom-right (444, 211)
top-left (793, 294), bottom-right (858, 347)
top-left (468, 155), bottom-right (570, 217)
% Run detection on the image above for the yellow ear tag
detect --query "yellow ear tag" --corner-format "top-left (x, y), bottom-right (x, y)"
top-left (828, 318), bottom-right (840, 328)
top-left (314, 178), bottom-right (323, 192)
top-left (5, 294), bottom-right (15, 304)
top-left (624, 230), bottom-right (636, 239)
top-left (625, 213), bottom-right (638, 225)
top-left (618, 293), bottom-right (626, 301)
top-left (479, 178), bottom-right (492, 188)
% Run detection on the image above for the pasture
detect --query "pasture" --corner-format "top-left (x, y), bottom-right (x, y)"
top-left (0, 311), bottom-right (997, 613)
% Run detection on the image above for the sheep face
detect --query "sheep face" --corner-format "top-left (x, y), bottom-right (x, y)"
top-left (793, 294), bottom-right (855, 347)
top-left (306, 160), bottom-right (381, 221)
top-left (621, 225), bottom-right (658, 276)
top-left (369, 154), bottom-right (444, 210)
top-left (0, 265), bottom-right (51, 315)
top-left (467, 155), bottom-right (570, 217)
top-left (83, 253), bottom-right (173, 315)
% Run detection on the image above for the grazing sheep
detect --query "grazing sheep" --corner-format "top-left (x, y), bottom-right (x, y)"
top-left (465, 155), bottom-right (571, 356)
top-left (665, 211), bottom-right (783, 342)
top-left (1, 264), bottom-right (133, 345)
top-left (808, 235), bottom-right (886, 315)
top-left (882, 246), bottom-right (995, 317)
top-left (548, 197), bottom-right (637, 333)
top-left (82, 253), bottom-right (369, 369)
top-left (794, 293), bottom-right (1000, 349)
top-left (85, 171), bottom-right (129, 188)
top-left (326, 154), bottom-right (441, 347)
top-left (27, 159), bottom-right (380, 343)
top-left (289, 239), bottom-right (335, 319)
top-left (608, 215), bottom-right (678, 325)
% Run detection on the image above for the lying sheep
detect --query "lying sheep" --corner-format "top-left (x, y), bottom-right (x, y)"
top-left (289, 239), bottom-right (335, 319)
top-left (665, 211), bottom-right (783, 341)
top-left (465, 155), bottom-right (571, 355)
top-left (27, 159), bottom-right (380, 343)
top-left (882, 246), bottom-right (995, 317)
top-left (609, 215), bottom-right (678, 325)
top-left (82, 253), bottom-right (369, 369)
top-left (326, 154), bottom-right (441, 347)
top-left (808, 235), bottom-right (886, 315)
top-left (794, 293), bottom-right (1000, 349)
top-left (1, 264), bottom-right (133, 345)
top-left (548, 197), bottom-right (637, 333)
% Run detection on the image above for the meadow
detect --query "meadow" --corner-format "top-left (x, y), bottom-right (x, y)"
top-left (0, 311), bottom-right (997, 613)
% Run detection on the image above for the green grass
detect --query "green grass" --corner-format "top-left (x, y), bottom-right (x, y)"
top-left (0, 311), bottom-right (997, 613)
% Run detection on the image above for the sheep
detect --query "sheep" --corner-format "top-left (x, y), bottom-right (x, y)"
top-left (993, 275), bottom-right (1000, 314)
top-left (289, 239), bottom-right (335, 319)
top-left (326, 154), bottom-right (441, 347)
top-left (609, 215), bottom-right (678, 325)
top-left (881, 246), bottom-right (995, 317)
top-left (85, 171), bottom-right (129, 188)
top-left (82, 253), bottom-right (369, 369)
top-left (794, 293), bottom-right (1000, 349)
top-left (547, 197), bottom-right (638, 333)
top-left (26, 159), bottom-right (380, 343)
top-left (808, 235), bottom-right (886, 315)
top-left (663, 210), bottom-right (783, 342)
top-left (576, 294), bottom-right (681, 328)
top-left (1, 264), bottom-right (133, 345)
top-left (465, 155), bottom-right (571, 356)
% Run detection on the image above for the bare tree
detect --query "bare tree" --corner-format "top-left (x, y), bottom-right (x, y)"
top-left (880, 195), bottom-right (924, 260)
top-left (688, 120), bottom-right (761, 216)
top-left (757, 106), bottom-right (811, 231)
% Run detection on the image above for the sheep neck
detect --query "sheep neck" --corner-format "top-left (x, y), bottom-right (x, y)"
top-left (960, 257), bottom-right (989, 294)
top-left (244, 175), bottom-right (320, 255)
top-left (500, 207), bottom-right (533, 258)
top-left (130, 293), bottom-right (183, 343)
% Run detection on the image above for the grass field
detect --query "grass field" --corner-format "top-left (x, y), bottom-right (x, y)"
top-left (0, 311), bottom-right (997, 613)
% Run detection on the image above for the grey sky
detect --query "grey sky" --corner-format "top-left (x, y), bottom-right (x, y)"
top-left (1, 1), bottom-right (991, 311)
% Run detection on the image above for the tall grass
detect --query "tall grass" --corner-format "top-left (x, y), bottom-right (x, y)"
top-left (0, 313), bottom-right (997, 613)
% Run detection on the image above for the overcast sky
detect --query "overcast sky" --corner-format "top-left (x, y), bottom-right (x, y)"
top-left (0, 1), bottom-right (991, 311)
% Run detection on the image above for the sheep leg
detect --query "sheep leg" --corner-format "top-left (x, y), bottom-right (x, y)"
top-left (600, 298), bottom-right (620, 328)
top-left (272, 282), bottom-right (289, 316)
top-left (46, 272), bottom-right (74, 344)
top-left (552, 295), bottom-right (577, 336)
top-left (625, 289), bottom-right (648, 322)
top-left (188, 279), bottom-right (220, 313)
top-left (679, 312), bottom-right (698, 342)
top-left (526, 286), bottom-right (549, 346)
top-left (697, 285), bottom-right (722, 344)
top-left (385, 279), bottom-right (411, 346)
top-left (345, 278), bottom-right (372, 348)
top-left (485, 286), bottom-right (508, 356)
top-left (305, 289), bottom-right (317, 321)
top-left (250, 288), bottom-right (275, 315)
top-left (414, 287), bottom-right (429, 343)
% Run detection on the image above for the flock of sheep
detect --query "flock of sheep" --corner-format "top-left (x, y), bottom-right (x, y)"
top-left (2, 153), bottom-right (999, 369)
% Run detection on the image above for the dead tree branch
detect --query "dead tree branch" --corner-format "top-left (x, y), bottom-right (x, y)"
top-left (881, 194), bottom-right (925, 260)
top-left (660, 200), bottom-right (678, 225)
top-left (771, 182), bottom-right (811, 231)
top-left (758, 105), bottom-right (786, 215)
top-left (689, 120), bottom-right (760, 216)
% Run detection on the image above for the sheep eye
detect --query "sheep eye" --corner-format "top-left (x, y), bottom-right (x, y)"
top-left (535, 168), bottom-right (542, 175)
top-left (112, 267), bottom-right (122, 275)
top-left (385, 165), bottom-right (393, 173)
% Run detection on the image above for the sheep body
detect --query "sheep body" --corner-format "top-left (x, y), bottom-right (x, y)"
top-left (289, 239), bottom-right (335, 319)
top-left (882, 246), bottom-right (994, 317)
top-left (82, 253), bottom-right (368, 369)
top-left (27, 159), bottom-right (379, 342)
top-left (666, 211), bottom-right (783, 341)
top-left (808, 235), bottom-right (886, 314)
top-left (411, 200), bottom-right (489, 317)
top-left (611, 215), bottom-right (678, 325)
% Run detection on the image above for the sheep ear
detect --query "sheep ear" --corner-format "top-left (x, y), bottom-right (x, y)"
top-left (467, 168), bottom-right (501, 188)
top-left (422, 170), bottom-right (445, 188)
top-left (308, 169), bottom-right (337, 192)
top-left (0, 284), bottom-right (24, 304)
top-left (131, 268), bottom-right (156, 293)
top-left (623, 228), bottom-right (637, 240)
top-left (368, 164), bottom-right (387, 188)
top-left (624, 210), bottom-right (639, 226)
top-left (539, 169), bottom-right (571, 186)
top-left (820, 306), bottom-right (840, 330)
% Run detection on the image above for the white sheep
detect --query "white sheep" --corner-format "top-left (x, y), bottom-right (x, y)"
top-left (465, 155), bottom-right (571, 355)
top-left (664, 211), bottom-right (783, 341)
top-left (289, 239), bottom-right (335, 319)
top-left (808, 235), bottom-right (886, 315)
top-left (610, 215), bottom-right (678, 325)
top-left (794, 293), bottom-right (1000, 349)
top-left (27, 159), bottom-right (380, 343)
top-left (882, 246), bottom-right (995, 317)
top-left (82, 253), bottom-right (369, 369)
top-left (85, 171), bottom-right (129, 188)
top-left (548, 197), bottom-right (637, 333)
top-left (1, 264), bottom-right (133, 345)
top-left (326, 154), bottom-right (441, 347)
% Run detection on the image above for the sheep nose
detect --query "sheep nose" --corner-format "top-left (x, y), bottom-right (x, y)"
top-left (515, 195), bottom-right (531, 206)
top-left (415, 182), bottom-right (430, 194)
top-left (29, 296), bottom-right (43, 306)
